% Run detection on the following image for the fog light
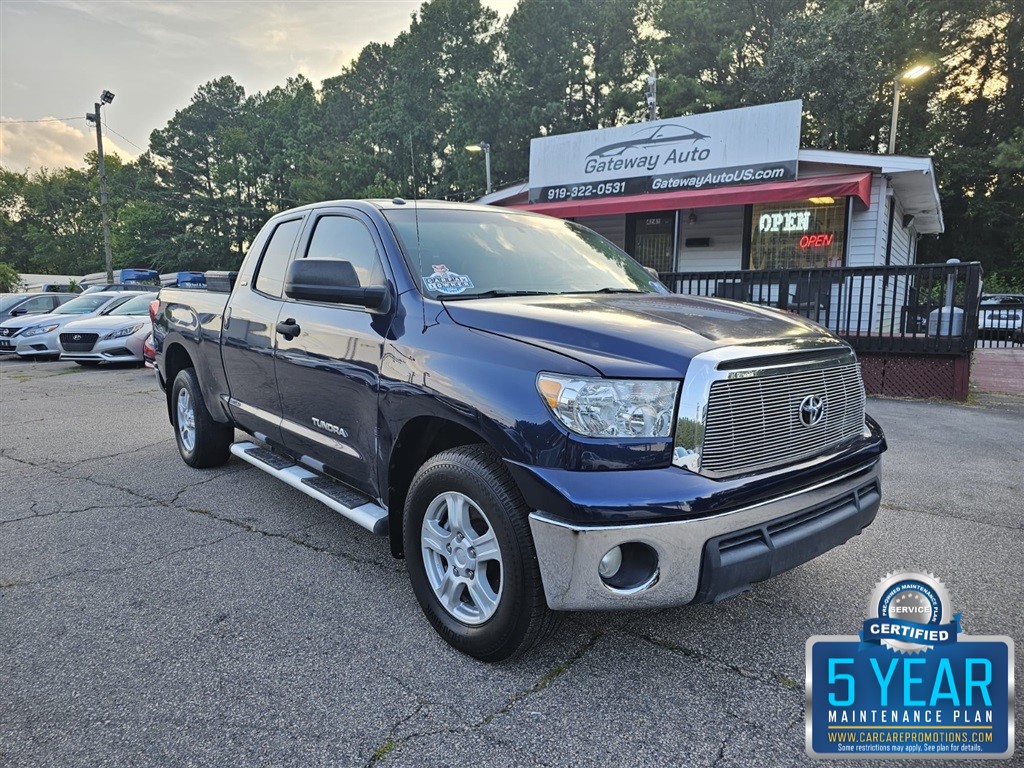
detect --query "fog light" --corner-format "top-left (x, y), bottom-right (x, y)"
top-left (598, 546), bottom-right (623, 579)
top-left (599, 542), bottom-right (660, 593)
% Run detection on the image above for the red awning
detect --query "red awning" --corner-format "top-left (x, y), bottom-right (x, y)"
top-left (510, 172), bottom-right (872, 218)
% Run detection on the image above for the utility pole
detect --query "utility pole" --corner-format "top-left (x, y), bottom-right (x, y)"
top-left (646, 66), bottom-right (658, 121)
top-left (86, 89), bottom-right (115, 283)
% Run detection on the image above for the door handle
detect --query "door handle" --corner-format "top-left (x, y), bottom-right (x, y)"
top-left (276, 318), bottom-right (300, 340)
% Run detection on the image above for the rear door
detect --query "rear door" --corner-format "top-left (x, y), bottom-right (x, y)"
top-left (274, 207), bottom-right (393, 497)
top-left (221, 215), bottom-right (305, 445)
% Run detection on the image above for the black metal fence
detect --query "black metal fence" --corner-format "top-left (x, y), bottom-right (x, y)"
top-left (975, 297), bottom-right (1024, 349)
top-left (659, 262), bottom-right (993, 354)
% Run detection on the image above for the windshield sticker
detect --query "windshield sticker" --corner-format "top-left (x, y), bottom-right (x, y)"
top-left (423, 264), bottom-right (474, 295)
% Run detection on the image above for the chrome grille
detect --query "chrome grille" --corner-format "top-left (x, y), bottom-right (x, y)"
top-left (699, 361), bottom-right (865, 477)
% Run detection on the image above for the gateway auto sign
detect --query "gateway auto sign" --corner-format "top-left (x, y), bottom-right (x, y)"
top-left (528, 100), bottom-right (802, 204)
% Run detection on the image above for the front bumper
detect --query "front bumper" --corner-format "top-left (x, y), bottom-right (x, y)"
top-left (2, 332), bottom-right (59, 357)
top-left (59, 333), bottom-right (145, 363)
top-left (528, 460), bottom-right (880, 610)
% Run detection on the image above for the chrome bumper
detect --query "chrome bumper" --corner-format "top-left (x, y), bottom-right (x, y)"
top-left (528, 461), bottom-right (880, 610)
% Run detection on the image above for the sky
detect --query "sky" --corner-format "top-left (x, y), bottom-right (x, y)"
top-left (0, 0), bottom-right (519, 174)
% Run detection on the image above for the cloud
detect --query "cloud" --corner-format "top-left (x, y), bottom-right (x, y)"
top-left (1, 0), bottom-right (521, 174)
top-left (0, 118), bottom-right (134, 173)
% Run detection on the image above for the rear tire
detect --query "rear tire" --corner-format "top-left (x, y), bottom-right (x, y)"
top-left (171, 367), bottom-right (233, 468)
top-left (404, 444), bottom-right (560, 661)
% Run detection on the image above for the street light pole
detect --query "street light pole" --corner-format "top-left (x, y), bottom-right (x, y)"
top-left (482, 142), bottom-right (492, 194)
top-left (86, 88), bottom-right (114, 284)
top-left (92, 101), bottom-right (114, 283)
top-left (888, 80), bottom-right (901, 155)
top-left (888, 65), bottom-right (931, 155)
top-left (465, 142), bottom-right (492, 195)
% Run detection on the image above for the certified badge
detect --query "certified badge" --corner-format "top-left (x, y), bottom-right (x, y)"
top-left (863, 572), bottom-right (958, 654)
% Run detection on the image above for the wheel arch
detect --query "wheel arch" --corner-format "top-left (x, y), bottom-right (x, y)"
top-left (162, 342), bottom-right (195, 425)
top-left (386, 415), bottom-right (496, 559)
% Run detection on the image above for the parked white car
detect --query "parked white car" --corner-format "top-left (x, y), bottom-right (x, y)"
top-left (0, 292), bottom-right (144, 359)
top-left (58, 292), bottom-right (157, 366)
top-left (979, 293), bottom-right (1024, 343)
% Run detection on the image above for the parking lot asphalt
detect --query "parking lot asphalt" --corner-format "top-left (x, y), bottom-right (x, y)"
top-left (1, 357), bottom-right (1021, 768)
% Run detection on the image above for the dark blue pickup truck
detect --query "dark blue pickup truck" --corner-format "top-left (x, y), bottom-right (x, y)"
top-left (154, 199), bottom-right (885, 660)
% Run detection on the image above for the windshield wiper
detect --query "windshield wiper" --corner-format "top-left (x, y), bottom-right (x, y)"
top-left (559, 287), bottom-right (646, 295)
top-left (440, 290), bottom-right (555, 301)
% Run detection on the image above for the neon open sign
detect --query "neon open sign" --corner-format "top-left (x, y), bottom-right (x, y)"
top-left (799, 233), bottom-right (835, 249)
top-left (758, 210), bottom-right (810, 233)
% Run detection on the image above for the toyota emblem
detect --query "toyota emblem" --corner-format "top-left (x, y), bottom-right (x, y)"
top-left (799, 394), bottom-right (826, 427)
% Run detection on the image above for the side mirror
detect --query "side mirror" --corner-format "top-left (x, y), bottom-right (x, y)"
top-left (9, 308), bottom-right (26, 316)
top-left (284, 259), bottom-right (389, 310)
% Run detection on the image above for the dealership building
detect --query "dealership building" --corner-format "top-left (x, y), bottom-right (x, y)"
top-left (480, 100), bottom-right (944, 276)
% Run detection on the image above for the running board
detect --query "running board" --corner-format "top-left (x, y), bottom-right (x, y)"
top-left (230, 441), bottom-right (388, 535)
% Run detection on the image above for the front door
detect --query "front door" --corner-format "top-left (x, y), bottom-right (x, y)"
top-left (221, 215), bottom-right (305, 445)
top-left (274, 208), bottom-right (393, 498)
top-left (628, 211), bottom-right (676, 274)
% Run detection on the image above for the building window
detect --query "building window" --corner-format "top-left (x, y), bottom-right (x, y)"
top-left (749, 198), bottom-right (846, 270)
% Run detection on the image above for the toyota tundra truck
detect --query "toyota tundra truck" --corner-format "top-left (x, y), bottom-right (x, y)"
top-left (153, 199), bottom-right (885, 661)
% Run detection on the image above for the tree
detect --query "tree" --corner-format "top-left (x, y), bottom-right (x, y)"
top-left (0, 170), bottom-right (31, 272)
top-left (653, 0), bottom-right (805, 116)
top-left (0, 261), bottom-right (19, 291)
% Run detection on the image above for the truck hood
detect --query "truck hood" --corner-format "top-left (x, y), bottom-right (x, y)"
top-left (443, 293), bottom-right (841, 377)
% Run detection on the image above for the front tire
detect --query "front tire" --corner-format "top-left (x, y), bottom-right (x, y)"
top-left (171, 367), bottom-right (233, 468)
top-left (404, 445), bottom-right (559, 661)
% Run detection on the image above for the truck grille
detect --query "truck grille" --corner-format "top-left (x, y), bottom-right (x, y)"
top-left (59, 332), bottom-right (99, 352)
top-left (699, 361), bottom-right (865, 477)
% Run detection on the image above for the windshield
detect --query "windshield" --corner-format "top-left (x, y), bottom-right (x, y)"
top-left (105, 293), bottom-right (157, 316)
top-left (53, 295), bottom-right (116, 315)
top-left (981, 295), bottom-right (1024, 305)
top-left (381, 208), bottom-right (663, 299)
top-left (0, 295), bottom-right (23, 312)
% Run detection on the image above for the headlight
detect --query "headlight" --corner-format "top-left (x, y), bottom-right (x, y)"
top-left (537, 374), bottom-right (678, 438)
top-left (22, 324), bottom-right (59, 337)
top-left (103, 323), bottom-right (145, 340)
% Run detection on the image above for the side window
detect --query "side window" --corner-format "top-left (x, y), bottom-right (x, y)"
top-left (254, 218), bottom-right (303, 298)
top-left (306, 216), bottom-right (385, 288)
top-left (22, 296), bottom-right (54, 314)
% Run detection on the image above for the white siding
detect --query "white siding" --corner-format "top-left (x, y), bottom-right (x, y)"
top-left (576, 215), bottom-right (626, 250)
top-left (675, 205), bottom-right (745, 272)
top-left (846, 175), bottom-right (886, 266)
top-left (887, 194), bottom-right (914, 267)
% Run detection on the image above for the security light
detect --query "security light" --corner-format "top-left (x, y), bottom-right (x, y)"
top-left (100, 90), bottom-right (115, 104)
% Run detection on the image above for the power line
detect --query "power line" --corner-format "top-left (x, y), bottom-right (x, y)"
top-left (102, 122), bottom-right (148, 154)
top-left (0, 116), bottom-right (85, 124)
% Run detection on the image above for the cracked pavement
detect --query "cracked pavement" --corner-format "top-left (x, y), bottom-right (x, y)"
top-left (1, 357), bottom-right (1021, 767)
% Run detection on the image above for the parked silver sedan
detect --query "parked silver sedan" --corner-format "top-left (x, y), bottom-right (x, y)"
top-left (0, 292), bottom-right (144, 359)
top-left (57, 293), bottom-right (157, 366)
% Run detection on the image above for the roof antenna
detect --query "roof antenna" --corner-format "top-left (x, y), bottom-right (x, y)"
top-left (409, 134), bottom-right (428, 333)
